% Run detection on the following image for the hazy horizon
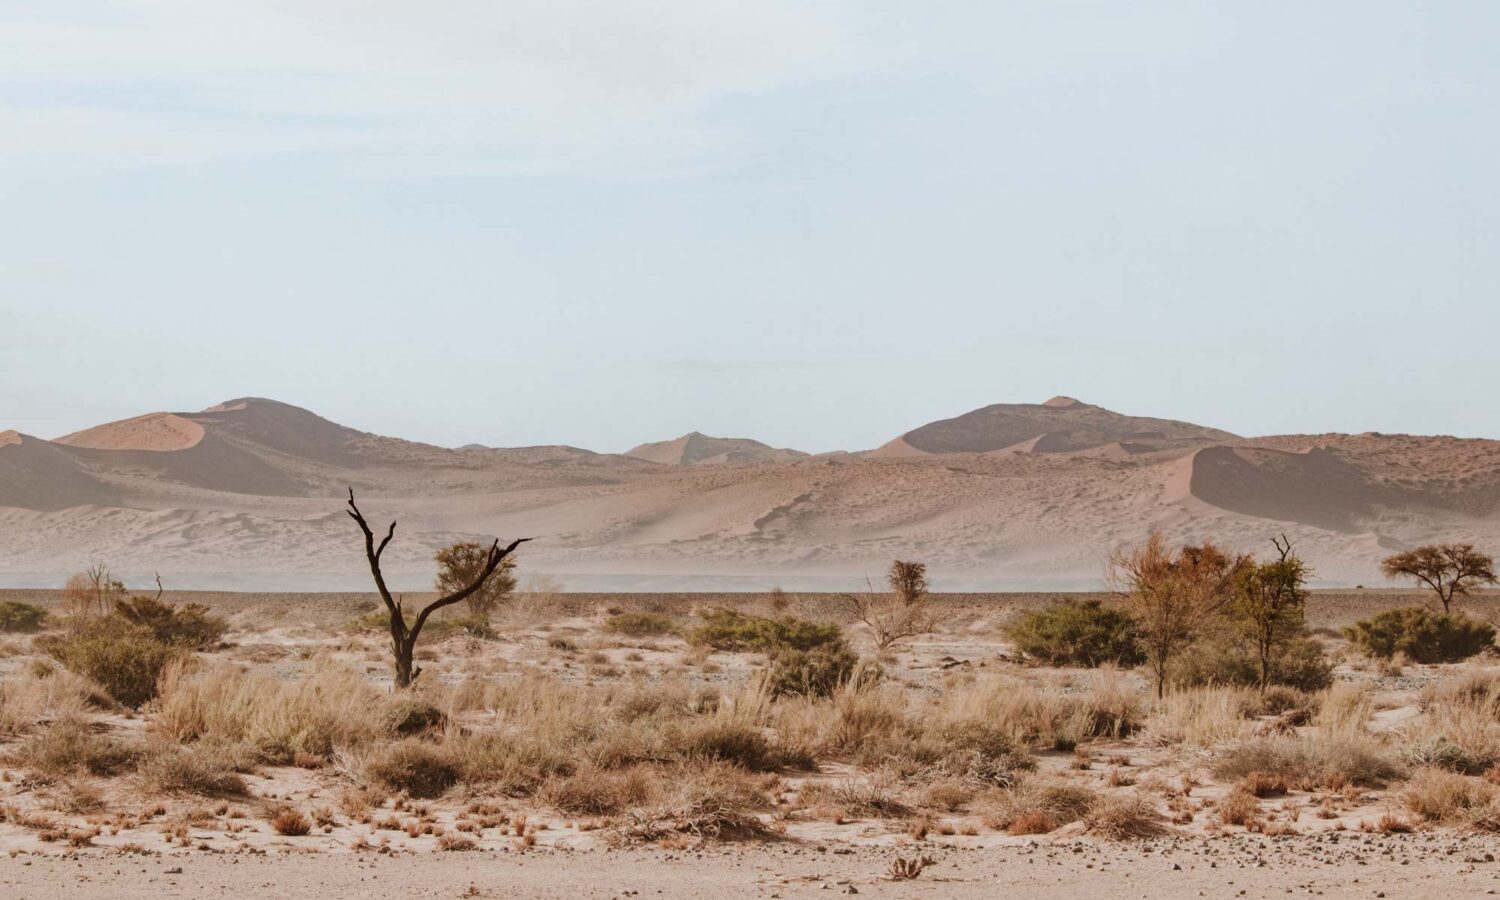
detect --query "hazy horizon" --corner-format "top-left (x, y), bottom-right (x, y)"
top-left (5, 2), bottom-right (1499, 454)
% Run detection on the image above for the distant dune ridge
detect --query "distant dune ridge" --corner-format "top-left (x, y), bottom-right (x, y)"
top-left (3, 395), bottom-right (1499, 590)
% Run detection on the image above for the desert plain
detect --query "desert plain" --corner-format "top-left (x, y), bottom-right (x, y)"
top-left (5, 586), bottom-right (1500, 898)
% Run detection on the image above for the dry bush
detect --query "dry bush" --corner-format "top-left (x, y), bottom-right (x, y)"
top-left (0, 669), bottom-right (106, 737)
top-left (153, 661), bottom-right (403, 763)
top-left (6, 716), bottom-right (139, 777)
top-left (364, 738), bottom-right (461, 799)
top-left (135, 742), bottom-right (249, 796)
top-left (539, 764), bottom-right (658, 815)
top-left (1142, 686), bottom-right (1259, 748)
top-left (1404, 670), bottom-right (1500, 774)
top-left (1401, 767), bottom-right (1500, 825)
top-left (1212, 732), bottom-right (1401, 788)
top-left (611, 760), bottom-right (772, 844)
top-left (980, 776), bottom-right (1100, 833)
top-left (1083, 793), bottom-right (1169, 839)
top-left (1216, 788), bottom-right (1261, 826)
top-left (268, 805), bottom-right (311, 836)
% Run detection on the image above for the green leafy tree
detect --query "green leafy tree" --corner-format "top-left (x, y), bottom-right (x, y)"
top-left (1228, 535), bottom-right (1310, 695)
top-left (1381, 544), bottom-right (1497, 614)
top-left (434, 540), bottom-right (518, 620)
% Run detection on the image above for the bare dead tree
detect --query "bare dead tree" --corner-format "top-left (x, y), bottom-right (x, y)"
top-left (840, 559), bottom-right (935, 652)
top-left (346, 488), bottom-right (530, 688)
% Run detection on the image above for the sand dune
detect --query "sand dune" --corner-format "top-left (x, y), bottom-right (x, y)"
top-left (2, 396), bottom-right (1498, 589)
top-left (625, 432), bottom-right (808, 466)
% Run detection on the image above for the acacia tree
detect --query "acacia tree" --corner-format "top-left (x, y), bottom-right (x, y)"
top-left (434, 541), bottom-right (517, 620)
top-left (346, 489), bottom-right (529, 688)
top-left (840, 559), bottom-right (934, 652)
top-left (1229, 535), bottom-right (1310, 695)
top-left (1110, 533), bottom-right (1249, 698)
top-left (1381, 544), bottom-right (1497, 614)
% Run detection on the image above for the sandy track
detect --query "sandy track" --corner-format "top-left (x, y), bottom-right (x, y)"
top-left (5, 837), bottom-right (1500, 899)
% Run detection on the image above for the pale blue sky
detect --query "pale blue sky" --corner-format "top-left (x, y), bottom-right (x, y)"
top-left (2, 2), bottom-right (1497, 453)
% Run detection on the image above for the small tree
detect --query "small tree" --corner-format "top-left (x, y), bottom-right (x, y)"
top-left (1381, 544), bottom-right (1497, 614)
top-left (61, 563), bottom-right (127, 621)
top-left (1110, 533), bottom-right (1248, 698)
top-left (434, 541), bottom-right (517, 620)
top-left (346, 489), bottom-right (529, 688)
top-left (839, 559), bottom-right (934, 652)
top-left (1228, 535), bottom-right (1310, 695)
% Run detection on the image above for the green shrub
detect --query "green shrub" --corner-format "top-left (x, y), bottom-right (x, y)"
top-left (605, 612), bottom-right (677, 637)
top-left (1173, 633), bottom-right (1333, 692)
top-left (113, 596), bottom-right (227, 649)
top-left (1343, 607), bottom-right (1495, 663)
top-left (36, 621), bottom-right (182, 707)
top-left (0, 601), bottom-right (47, 633)
top-left (1004, 600), bottom-right (1143, 667)
top-left (765, 644), bottom-right (879, 699)
top-left (688, 609), bottom-right (841, 653)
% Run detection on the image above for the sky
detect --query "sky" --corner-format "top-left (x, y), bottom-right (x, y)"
top-left (2, 1), bottom-right (1497, 454)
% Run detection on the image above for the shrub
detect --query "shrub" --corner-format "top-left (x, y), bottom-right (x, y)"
top-left (0, 601), bottom-right (47, 633)
top-left (385, 697), bottom-right (446, 736)
top-left (1172, 633), bottom-right (1333, 692)
top-left (688, 609), bottom-right (841, 653)
top-left (36, 621), bottom-right (182, 707)
top-left (135, 743), bottom-right (248, 796)
top-left (605, 612), bottom-right (677, 637)
top-left (1343, 607), bottom-right (1495, 663)
top-left (364, 738), bottom-right (461, 798)
top-left (1211, 733), bottom-right (1402, 787)
top-left (1083, 793), bottom-right (1168, 839)
top-left (112, 596), bottom-right (227, 649)
top-left (269, 806), bottom-right (312, 836)
top-left (1402, 768), bottom-right (1498, 824)
top-left (765, 644), bottom-right (877, 699)
top-left (980, 777), bottom-right (1099, 832)
top-left (7, 716), bottom-right (139, 776)
top-left (1004, 600), bottom-right (1143, 667)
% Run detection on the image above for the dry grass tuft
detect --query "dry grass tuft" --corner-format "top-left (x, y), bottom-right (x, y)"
top-left (1083, 793), bottom-right (1168, 839)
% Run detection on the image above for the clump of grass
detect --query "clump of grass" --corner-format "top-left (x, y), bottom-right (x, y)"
top-left (1401, 768), bottom-right (1499, 825)
top-left (610, 761), bottom-right (772, 844)
top-left (1083, 793), bottom-right (1168, 839)
top-left (135, 742), bottom-right (249, 796)
top-left (1211, 732), bottom-right (1402, 788)
top-left (1142, 686), bottom-right (1258, 748)
top-left (1216, 788), bottom-right (1261, 827)
top-left (153, 661), bottom-right (404, 763)
top-left (980, 776), bottom-right (1099, 833)
top-left (6, 716), bottom-right (139, 777)
top-left (0, 668), bottom-right (107, 737)
top-left (268, 806), bottom-right (311, 836)
top-left (364, 738), bottom-right (461, 799)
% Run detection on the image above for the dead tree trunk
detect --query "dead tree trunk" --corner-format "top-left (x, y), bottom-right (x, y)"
top-left (346, 488), bottom-right (529, 688)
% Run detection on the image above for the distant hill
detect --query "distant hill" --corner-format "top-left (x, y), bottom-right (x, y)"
top-left (625, 432), bottom-right (808, 466)
top-left (3, 395), bottom-right (1500, 590)
top-left (870, 396), bottom-right (1238, 457)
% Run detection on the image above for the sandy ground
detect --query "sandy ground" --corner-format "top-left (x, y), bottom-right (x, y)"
top-left (5, 837), bottom-right (1500, 899)
top-left (5, 590), bottom-right (1500, 897)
